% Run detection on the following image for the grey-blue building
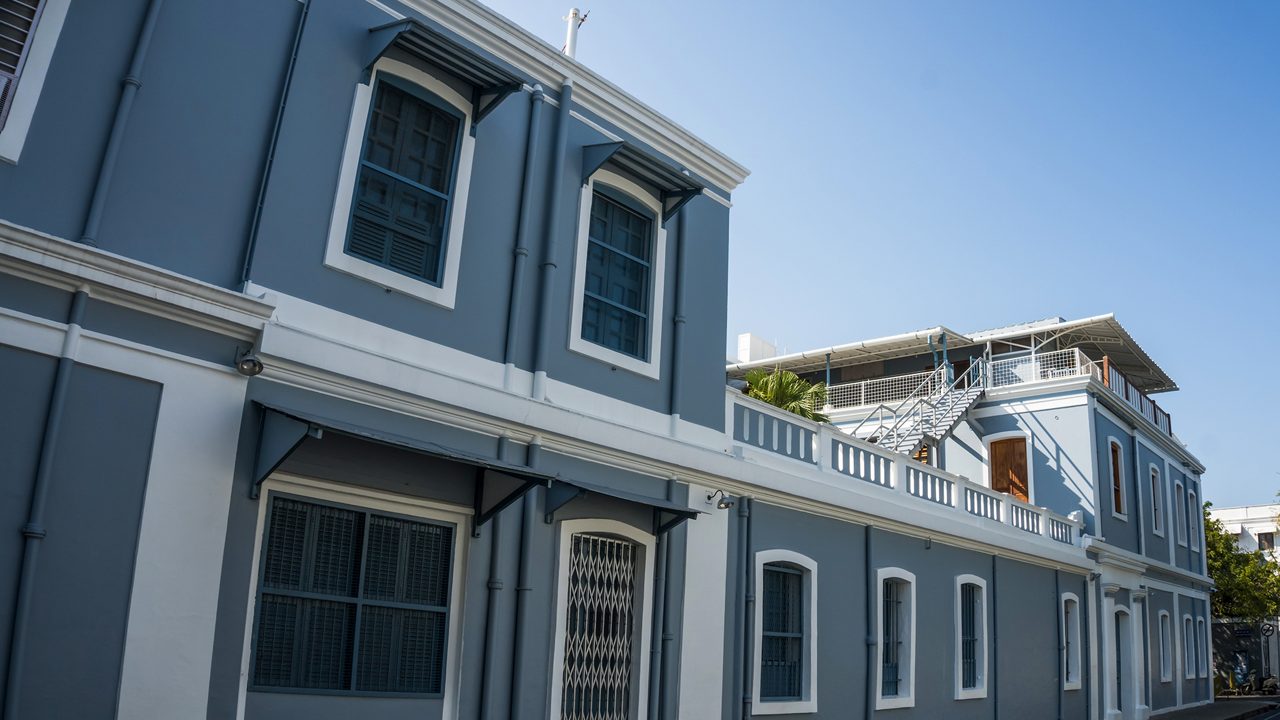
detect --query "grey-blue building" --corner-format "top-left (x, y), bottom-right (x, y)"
top-left (0, 1), bottom-right (1206, 719)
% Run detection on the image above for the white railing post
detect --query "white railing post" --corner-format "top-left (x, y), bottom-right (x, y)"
top-left (814, 426), bottom-right (826, 472)
top-left (896, 459), bottom-right (909, 496)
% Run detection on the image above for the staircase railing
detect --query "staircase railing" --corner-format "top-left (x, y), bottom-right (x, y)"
top-left (850, 365), bottom-right (948, 444)
top-left (852, 359), bottom-right (988, 453)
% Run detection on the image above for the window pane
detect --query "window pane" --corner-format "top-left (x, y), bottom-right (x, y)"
top-left (310, 505), bottom-right (363, 597)
top-left (761, 566), bottom-right (803, 699)
top-left (356, 605), bottom-right (447, 693)
top-left (363, 514), bottom-right (453, 607)
top-left (253, 595), bottom-right (356, 690)
top-left (882, 580), bottom-right (902, 696)
top-left (561, 534), bottom-right (638, 720)
top-left (581, 191), bottom-right (652, 359)
top-left (961, 583), bottom-right (978, 689)
top-left (581, 296), bottom-right (646, 358)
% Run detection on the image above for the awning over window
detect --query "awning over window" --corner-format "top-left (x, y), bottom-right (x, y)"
top-left (252, 404), bottom-right (698, 534)
top-left (365, 18), bottom-right (526, 130)
top-left (582, 141), bottom-right (705, 223)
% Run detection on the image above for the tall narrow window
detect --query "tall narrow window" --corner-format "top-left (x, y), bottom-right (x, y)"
top-left (0, 0), bottom-right (46, 128)
top-left (761, 564), bottom-right (804, 700)
top-left (1150, 466), bottom-right (1164, 535)
top-left (954, 575), bottom-right (988, 699)
top-left (1175, 482), bottom-right (1187, 546)
top-left (876, 568), bottom-right (916, 709)
top-left (1183, 615), bottom-right (1195, 679)
top-left (581, 187), bottom-right (654, 360)
top-left (1197, 617), bottom-right (1208, 677)
top-left (347, 78), bottom-right (462, 285)
top-left (252, 495), bottom-right (455, 695)
top-left (989, 437), bottom-right (1030, 502)
top-left (1062, 593), bottom-right (1082, 690)
top-left (1109, 440), bottom-right (1126, 517)
top-left (753, 550), bottom-right (817, 714)
top-left (561, 533), bottom-right (640, 720)
top-left (1158, 611), bottom-right (1172, 682)
top-left (1189, 491), bottom-right (1200, 550)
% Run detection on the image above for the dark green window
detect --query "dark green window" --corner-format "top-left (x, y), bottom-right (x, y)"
top-left (581, 187), bottom-right (653, 359)
top-left (251, 496), bottom-right (454, 696)
top-left (760, 564), bottom-right (804, 700)
top-left (346, 78), bottom-right (462, 285)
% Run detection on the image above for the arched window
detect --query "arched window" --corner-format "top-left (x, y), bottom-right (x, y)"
top-left (954, 575), bottom-right (988, 699)
top-left (1108, 438), bottom-right (1127, 519)
top-left (1061, 593), bottom-right (1082, 690)
top-left (752, 549), bottom-right (818, 714)
top-left (1182, 614), bottom-right (1195, 679)
top-left (1158, 610), bottom-right (1172, 682)
top-left (1149, 465), bottom-right (1164, 536)
top-left (876, 568), bottom-right (916, 709)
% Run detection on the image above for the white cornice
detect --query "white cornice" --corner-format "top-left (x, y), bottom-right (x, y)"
top-left (0, 220), bottom-right (275, 340)
top-left (390, 0), bottom-right (750, 192)
top-left (1082, 537), bottom-right (1211, 589)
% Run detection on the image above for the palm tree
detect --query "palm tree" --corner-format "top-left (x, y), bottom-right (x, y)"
top-left (743, 366), bottom-right (830, 423)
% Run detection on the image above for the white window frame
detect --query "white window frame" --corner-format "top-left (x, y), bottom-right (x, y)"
top-left (1197, 617), bottom-right (1208, 678)
top-left (1107, 436), bottom-right (1128, 520)
top-left (875, 567), bottom-right (916, 710)
top-left (752, 549), bottom-right (818, 715)
top-left (0, 0), bottom-right (71, 163)
top-left (981, 430), bottom-right (1035, 504)
top-left (953, 574), bottom-right (988, 700)
top-left (1189, 490), bottom-right (1200, 551)
top-left (1175, 481), bottom-right (1187, 547)
top-left (1061, 592), bottom-right (1082, 691)
top-left (323, 57), bottom-right (475, 309)
top-left (1149, 464), bottom-right (1164, 537)
top-left (567, 168), bottom-right (668, 379)
top-left (1158, 610), bottom-right (1172, 682)
top-left (1182, 614), bottom-right (1195, 680)
top-left (236, 473), bottom-right (471, 717)
top-left (548, 518), bottom-right (656, 720)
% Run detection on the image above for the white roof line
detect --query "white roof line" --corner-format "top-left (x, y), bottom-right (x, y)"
top-left (726, 326), bottom-right (969, 372)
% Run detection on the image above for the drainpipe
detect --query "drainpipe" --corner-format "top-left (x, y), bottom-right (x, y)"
top-left (730, 498), bottom-right (744, 718)
top-left (667, 212), bottom-right (688, 430)
top-left (502, 86), bottom-right (546, 389)
top-left (991, 555), bottom-right (1000, 720)
top-left (660, 510), bottom-right (679, 720)
top-left (240, 0), bottom-right (311, 286)
top-left (4, 289), bottom-right (88, 720)
top-left (79, 0), bottom-right (165, 247)
top-left (509, 438), bottom-right (542, 720)
top-left (647, 478), bottom-right (674, 719)
top-left (864, 525), bottom-right (874, 720)
top-left (479, 436), bottom-right (512, 720)
top-left (1056, 570), bottom-right (1064, 720)
top-left (739, 498), bottom-right (754, 720)
top-left (530, 81), bottom-right (574, 401)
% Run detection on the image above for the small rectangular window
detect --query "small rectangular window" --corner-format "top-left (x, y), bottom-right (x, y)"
top-left (761, 565), bottom-right (804, 700)
top-left (580, 188), bottom-right (653, 360)
top-left (1260, 532), bottom-right (1276, 551)
top-left (347, 78), bottom-right (462, 286)
top-left (252, 496), bottom-right (454, 695)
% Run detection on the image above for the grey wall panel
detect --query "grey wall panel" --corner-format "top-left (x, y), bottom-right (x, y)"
top-left (1146, 589), bottom-right (1176, 711)
top-left (991, 557), bottom-right (1061, 720)
top-left (1061, 573), bottom-right (1090, 720)
top-left (10, 363), bottom-right (161, 719)
top-left (1171, 469), bottom-right (1191, 571)
top-left (1095, 411), bottom-right (1140, 552)
top-left (1137, 443), bottom-right (1170, 564)
top-left (0, 274), bottom-right (72, 323)
top-left (0, 345), bottom-right (57, 707)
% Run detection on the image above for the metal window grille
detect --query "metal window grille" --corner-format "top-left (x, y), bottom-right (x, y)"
top-left (1115, 614), bottom-right (1124, 711)
top-left (761, 564), bottom-right (804, 700)
top-left (1150, 469), bottom-right (1162, 532)
top-left (347, 78), bottom-right (462, 284)
top-left (881, 579), bottom-right (904, 697)
top-left (960, 583), bottom-right (979, 689)
top-left (252, 496), bottom-right (453, 696)
top-left (561, 533), bottom-right (640, 720)
top-left (1064, 601), bottom-right (1074, 680)
top-left (581, 189), bottom-right (652, 359)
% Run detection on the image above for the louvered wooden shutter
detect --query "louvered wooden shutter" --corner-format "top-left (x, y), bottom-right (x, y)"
top-left (0, 0), bottom-right (46, 127)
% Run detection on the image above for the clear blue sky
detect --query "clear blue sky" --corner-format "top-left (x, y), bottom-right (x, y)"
top-left (485, 0), bottom-right (1280, 506)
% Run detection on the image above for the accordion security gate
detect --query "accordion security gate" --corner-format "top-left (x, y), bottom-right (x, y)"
top-left (561, 533), bottom-right (641, 720)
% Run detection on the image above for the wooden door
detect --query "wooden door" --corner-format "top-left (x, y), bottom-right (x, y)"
top-left (990, 438), bottom-right (1029, 502)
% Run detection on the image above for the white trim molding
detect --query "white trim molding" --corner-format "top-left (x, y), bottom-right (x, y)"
top-left (953, 574), bottom-right (988, 700)
top-left (0, 0), bottom-right (71, 164)
top-left (567, 168), bottom-right (668, 379)
top-left (751, 549), bottom-right (818, 715)
top-left (875, 567), bottom-right (916, 710)
top-left (323, 57), bottom-right (475, 309)
top-left (236, 474), bottom-right (472, 720)
top-left (1062, 592), bottom-right (1083, 691)
top-left (548, 518), bottom-right (656, 720)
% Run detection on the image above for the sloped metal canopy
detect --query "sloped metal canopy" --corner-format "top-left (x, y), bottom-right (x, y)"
top-left (251, 404), bottom-right (698, 534)
top-left (365, 19), bottom-right (525, 132)
top-left (727, 326), bottom-right (971, 377)
top-left (582, 141), bottom-right (705, 223)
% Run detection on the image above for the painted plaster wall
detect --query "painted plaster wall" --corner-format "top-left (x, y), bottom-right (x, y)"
top-left (0, 346), bottom-right (162, 719)
top-left (1095, 411), bottom-right (1141, 553)
top-left (1137, 442), bottom-right (1170, 565)
top-left (1146, 589), bottom-right (1176, 711)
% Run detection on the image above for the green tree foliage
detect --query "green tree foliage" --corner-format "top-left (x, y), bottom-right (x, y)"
top-left (743, 366), bottom-right (829, 423)
top-left (1204, 502), bottom-right (1280, 621)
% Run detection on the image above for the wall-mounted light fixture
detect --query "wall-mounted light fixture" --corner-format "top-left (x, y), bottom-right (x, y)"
top-left (235, 348), bottom-right (264, 377)
top-left (707, 489), bottom-right (735, 510)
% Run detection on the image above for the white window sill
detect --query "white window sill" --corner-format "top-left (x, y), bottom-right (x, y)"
top-left (955, 687), bottom-right (987, 701)
top-left (876, 695), bottom-right (915, 710)
top-left (753, 698), bottom-right (817, 715)
top-left (567, 336), bottom-right (660, 379)
top-left (1064, 681), bottom-right (1082, 692)
top-left (323, 252), bottom-right (457, 309)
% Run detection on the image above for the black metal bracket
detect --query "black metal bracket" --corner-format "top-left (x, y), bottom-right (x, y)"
top-left (544, 481), bottom-right (586, 524)
top-left (251, 409), bottom-right (322, 499)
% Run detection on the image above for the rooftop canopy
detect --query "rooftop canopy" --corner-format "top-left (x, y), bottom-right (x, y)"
top-left (728, 314), bottom-right (1177, 394)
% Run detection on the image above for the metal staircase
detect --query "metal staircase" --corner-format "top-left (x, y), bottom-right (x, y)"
top-left (851, 359), bottom-right (987, 456)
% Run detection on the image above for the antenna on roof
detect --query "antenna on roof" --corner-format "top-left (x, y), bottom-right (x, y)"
top-left (562, 8), bottom-right (588, 58)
